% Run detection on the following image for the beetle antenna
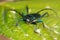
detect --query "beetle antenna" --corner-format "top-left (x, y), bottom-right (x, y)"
top-left (36, 8), bottom-right (58, 18)
top-left (37, 8), bottom-right (56, 13)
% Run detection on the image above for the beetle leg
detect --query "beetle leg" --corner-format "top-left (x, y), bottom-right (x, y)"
top-left (16, 18), bottom-right (23, 26)
top-left (37, 20), bottom-right (45, 28)
top-left (41, 12), bottom-right (49, 18)
top-left (34, 24), bottom-right (38, 33)
top-left (34, 24), bottom-right (42, 35)
top-left (26, 6), bottom-right (29, 14)
top-left (10, 9), bottom-right (24, 17)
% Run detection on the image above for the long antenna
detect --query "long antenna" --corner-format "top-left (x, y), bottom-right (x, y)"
top-left (36, 8), bottom-right (58, 18)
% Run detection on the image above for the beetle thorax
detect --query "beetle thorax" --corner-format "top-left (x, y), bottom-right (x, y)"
top-left (23, 15), bottom-right (35, 23)
top-left (23, 13), bottom-right (40, 23)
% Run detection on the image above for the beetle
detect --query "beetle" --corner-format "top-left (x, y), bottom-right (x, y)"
top-left (10, 6), bottom-right (57, 33)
